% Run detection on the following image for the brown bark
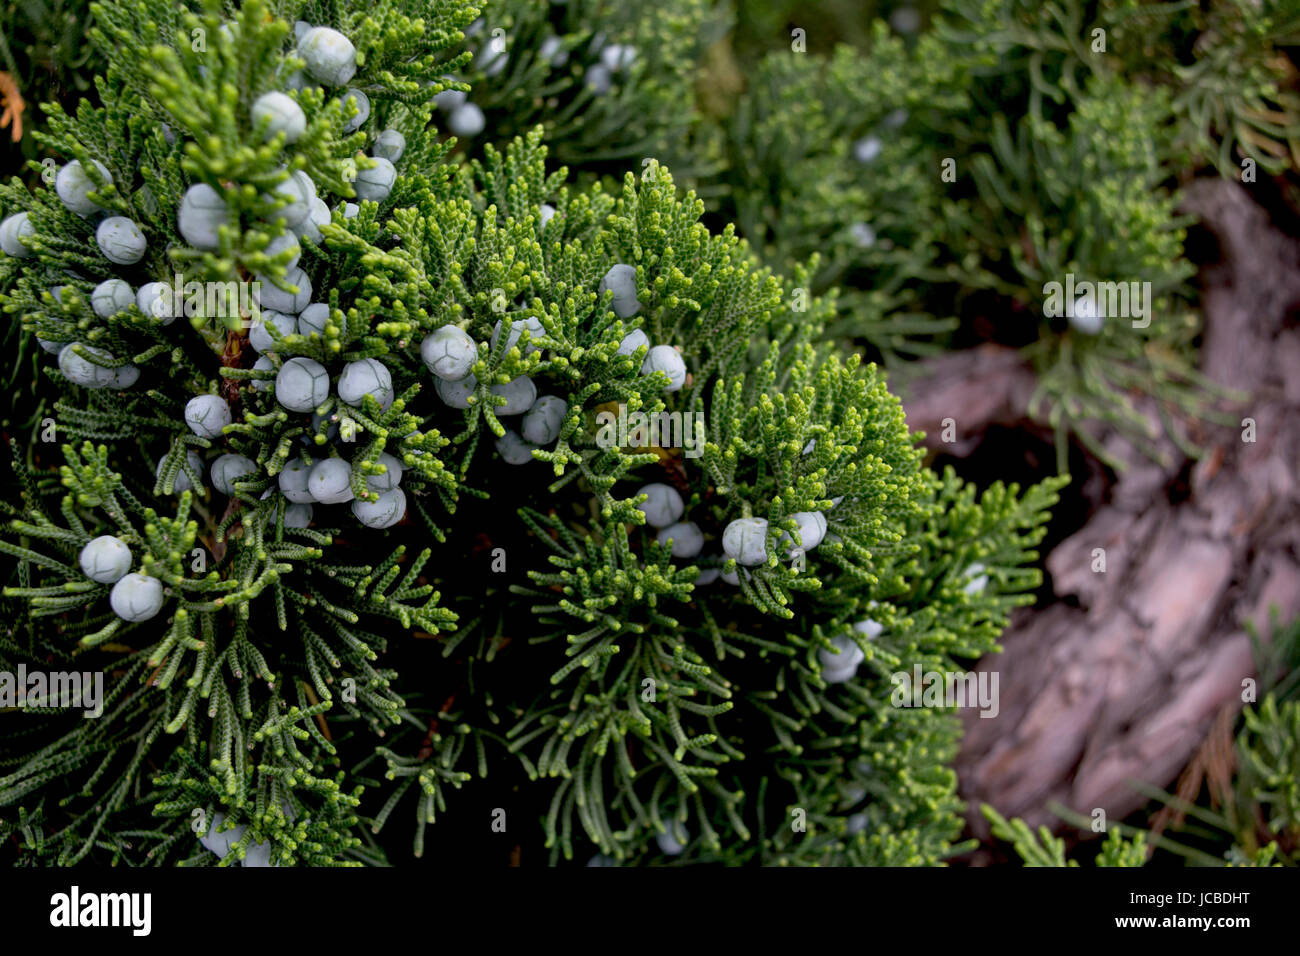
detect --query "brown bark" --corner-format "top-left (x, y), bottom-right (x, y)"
top-left (896, 180), bottom-right (1300, 855)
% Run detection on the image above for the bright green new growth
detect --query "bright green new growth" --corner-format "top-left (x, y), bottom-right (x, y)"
top-left (0, 0), bottom-right (1065, 866)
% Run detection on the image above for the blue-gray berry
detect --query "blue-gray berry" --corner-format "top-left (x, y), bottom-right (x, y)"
top-left (657, 520), bottom-right (703, 558)
top-left (520, 395), bottom-right (567, 445)
top-left (96, 216), bottom-right (147, 264)
top-left (352, 487), bottom-right (406, 527)
top-left (109, 572), bottom-right (165, 622)
top-left (298, 26), bottom-right (357, 86)
top-left (373, 129), bottom-right (406, 162)
top-left (184, 394), bottom-right (232, 439)
top-left (636, 483), bottom-right (683, 528)
top-left (490, 375), bottom-right (536, 415)
top-left (79, 535), bottom-right (133, 584)
top-left (0, 212), bottom-right (35, 257)
top-left (211, 453), bottom-right (257, 496)
top-left (495, 429), bottom-right (538, 465)
top-left (722, 517), bottom-right (768, 566)
top-left (353, 157), bottom-right (396, 202)
top-left (252, 354), bottom-right (275, 392)
top-left (308, 458), bottom-right (354, 503)
top-left (136, 281), bottom-right (178, 325)
top-left (252, 91), bottom-right (306, 144)
top-left (446, 103), bottom-right (485, 137)
top-left (337, 357), bottom-right (394, 410)
top-left (296, 301), bottom-right (330, 336)
top-left (338, 89), bottom-right (370, 133)
top-left (364, 452), bottom-right (403, 492)
top-left (598, 264), bottom-right (640, 318)
top-left (91, 279), bottom-right (134, 319)
top-left (275, 356), bottom-right (330, 412)
top-left (490, 315), bottom-right (544, 355)
top-left (278, 458), bottom-right (316, 503)
top-left (178, 183), bottom-right (231, 250)
top-left (255, 265), bottom-right (312, 314)
top-left (435, 373), bottom-right (477, 409)
top-left (641, 345), bottom-right (687, 391)
top-left (616, 328), bottom-right (648, 357)
top-left (249, 309), bottom-right (296, 353)
top-left (421, 325), bottom-right (477, 381)
top-left (58, 343), bottom-right (117, 388)
top-left (56, 159), bottom-right (112, 217)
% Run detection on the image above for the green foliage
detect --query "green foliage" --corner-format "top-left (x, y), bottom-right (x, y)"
top-left (0, 0), bottom-right (1068, 867)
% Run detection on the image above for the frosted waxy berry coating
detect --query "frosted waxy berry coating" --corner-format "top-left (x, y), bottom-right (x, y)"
top-left (598, 263), bottom-right (640, 318)
top-left (177, 183), bottom-right (230, 250)
top-left (434, 87), bottom-right (467, 112)
top-left (616, 328), bottom-right (649, 357)
top-left (275, 356), bottom-right (330, 412)
top-left (256, 266), bottom-right (312, 314)
top-left (249, 309), bottom-right (297, 353)
top-left (539, 203), bottom-right (556, 229)
top-left (353, 157), bottom-right (396, 202)
top-left (157, 451), bottom-right (204, 494)
top-left (657, 521), bottom-right (704, 559)
top-left (136, 281), bottom-right (177, 325)
top-left (818, 634), bottom-right (865, 682)
top-left (780, 510), bottom-right (828, 555)
top-left (435, 374), bottom-right (477, 409)
top-left (447, 103), bottom-right (485, 137)
top-left (641, 345), bottom-right (687, 391)
top-left (373, 129), bottom-right (406, 162)
top-left (56, 159), bottom-right (111, 217)
top-left (96, 216), bottom-right (147, 264)
top-left (600, 44), bottom-right (637, 72)
top-left (636, 483), bottom-right (684, 529)
top-left (110, 573), bottom-right (165, 622)
top-left (184, 394), bottom-right (232, 439)
top-left (337, 358), bottom-right (394, 410)
top-left (353, 487), bottom-right (407, 528)
top-left (79, 536), bottom-right (133, 584)
top-left (521, 396), bottom-right (568, 445)
top-left (252, 91), bottom-right (306, 143)
top-left (282, 503), bottom-right (313, 529)
top-left (853, 136), bottom-right (883, 164)
top-left (490, 315), bottom-right (545, 355)
top-left (264, 231), bottom-right (302, 270)
top-left (0, 212), bottom-right (35, 257)
top-left (495, 430), bottom-right (538, 465)
top-left (267, 170), bottom-right (316, 226)
top-left (421, 325), bottom-right (477, 381)
top-left (1069, 293), bottom-right (1104, 335)
top-left (490, 375), bottom-right (536, 416)
top-left (962, 562), bottom-right (989, 595)
top-left (309, 458), bottom-right (354, 504)
top-left (722, 517), bottom-right (769, 566)
top-left (656, 826), bottom-right (687, 856)
top-left (91, 279), bottom-right (134, 319)
top-left (364, 452), bottom-right (404, 492)
top-left (278, 458), bottom-right (316, 503)
top-left (58, 343), bottom-right (117, 388)
top-left (298, 27), bottom-right (357, 86)
top-left (211, 453), bottom-right (257, 496)
top-left (339, 89), bottom-right (370, 132)
top-left (585, 64), bottom-right (612, 94)
top-left (854, 618), bottom-right (884, 640)
top-left (252, 354), bottom-right (275, 391)
top-left (297, 302), bottom-right (331, 337)
top-left (109, 365), bottom-right (140, 389)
